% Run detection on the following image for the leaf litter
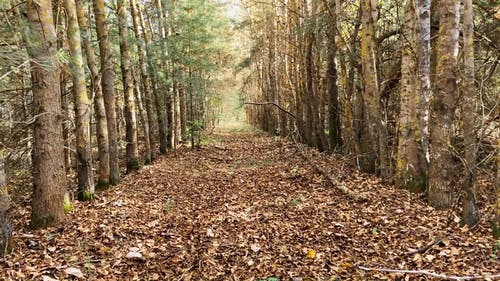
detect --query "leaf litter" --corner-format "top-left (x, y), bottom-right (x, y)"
top-left (1, 130), bottom-right (498, 280)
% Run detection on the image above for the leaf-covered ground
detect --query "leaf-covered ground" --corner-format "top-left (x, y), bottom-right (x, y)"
top-left (2, 129), bottom-right (499, 280)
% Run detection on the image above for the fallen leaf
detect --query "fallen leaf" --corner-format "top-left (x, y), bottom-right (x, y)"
top-left (306, 249), bottom-right (316, 259)
top-left (126, 251), bottom-right (143, 260)
top-left (425, 254), bottom-right (436, 262)
top-left (250, 243), bottom-right (260, 252)
top-left (64, 267), bottom-right (84, 278)
top-left (42, 275), bottom-right (58, 281)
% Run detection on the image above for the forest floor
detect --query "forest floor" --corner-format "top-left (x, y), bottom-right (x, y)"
top-left (2, 126), bottom-right (499, 280)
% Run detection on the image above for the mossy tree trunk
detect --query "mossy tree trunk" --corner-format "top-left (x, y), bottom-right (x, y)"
top-left (92, 0), bottom-right (120, 184)
top-left (64, 0), bottom-right (95, 200)
top-left (117, 0), bottom-right (140, 173)
top-left (76, 0), bottom-right (110, 188)
top-left (141, 5), bottom-right (169, 154)
top-left (130, 0), bottom-right (154, 162)
top-left (326, 0), bottom-right (341, 152)
top-left (360, 0), bottom-right (389, 180)
top-left (428, 0), bottom-right (460, 209)
top-left (0, 147), bottom-right (13, 255)
top-left (396, 0), bottom-right (426, 192)
top-left (461, 0), bottom-right (478, 226)
top-left (26, 0), bottom-right (67, 228)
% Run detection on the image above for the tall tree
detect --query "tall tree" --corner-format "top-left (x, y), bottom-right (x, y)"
top-left (117, 0), bottom-right (140, 172)
top-left (0, 146), bottom-right (12, 255)
top-left (360, 0), bottom-right (389, 179)
top-left (141, 5), bottom-right (169, 154)
top-left (25, 0), bottom-right (67, 227)
top-left (428, 0), bottom-right (460, 208)
top-left (396, 0), bottom-right (426, 192)
top-left (461, 0), bottom-right (478, 225)
top-left (130, 0), bottom-right (155, 163)
top-left (75, 0), bottom-right (110, 188)
top-left (93, 0), bottom-right (120, 184)
top-left (326, 0), bottom-right (341, 152)
top-left (64, 0), bottom-right (95, 200)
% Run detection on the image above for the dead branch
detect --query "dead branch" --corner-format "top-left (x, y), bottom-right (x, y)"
top-left (295, 143), bottom-right (367, 202)
top-left (357, 266), bottom-right (500, 280)
top-left (243, 102), bottom-right (296, 119)
top-left (405, 236), bottom-right (443, 255)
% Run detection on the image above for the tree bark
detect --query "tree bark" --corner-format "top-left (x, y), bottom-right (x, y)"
top-left (428, 0), bottom-right (460, 209)
top-left (360, 0), bottom-right (389, 180)
top-left (461, 0), bottom-right (478, 225)
top-left (92, 0), bottom-right (120, 184)
top-left (117, 0), bottom-right (140, 172)
top-left (326, 0), bottom-right (341, 152)
top-left (64, 0), bottom-right (95, 200)
top-left (26, 0), bottom-right (67, 228)
top-left (130, 0), bottom-right (155, 162)
top-left (76, 0), bottom-right (110, 188)
top-left (396, 0), bottom-right (426, 192)
top-left (141, 6), bottom-right (169, 154)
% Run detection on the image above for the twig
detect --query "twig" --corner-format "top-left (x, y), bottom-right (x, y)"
top-left (295, 143), bottom-right (367, 202)
top-left (405, 236), bottom-right (442, 255)
top-left (243, 102), bottom-right (296, 119)
top-left (357, 266), bottom-right (500, 280)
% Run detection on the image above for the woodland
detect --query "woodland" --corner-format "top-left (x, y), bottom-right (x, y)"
top-left (0, 0), bottom-right (499, 279)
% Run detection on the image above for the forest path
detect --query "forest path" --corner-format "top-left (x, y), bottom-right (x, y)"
top-left (4, 129), bottom-right (498, 280)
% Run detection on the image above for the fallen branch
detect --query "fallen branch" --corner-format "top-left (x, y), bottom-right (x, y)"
top-left (405, 235), bottom-right (443, 255)
top-left (295, 143), bottom-right (367, 202)
top-left (357, 266), bottom-right (500, 280)
top-left (243, 102), bottom-right (296, 119)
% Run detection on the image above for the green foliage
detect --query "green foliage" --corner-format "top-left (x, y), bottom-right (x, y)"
top-left (259, 277), bottom-right (279, 281)
top-left (164, 198), bottom-right (175, 213)
top-left (63, 195), bottom-right (74, 213)
top-left (290, 194), bottom-right (302, 206)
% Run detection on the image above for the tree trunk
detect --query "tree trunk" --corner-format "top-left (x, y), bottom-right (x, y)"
top-left (415, 0), bottom-right (431, 167)
top-left (64, 0), bottom-right (95, 200)
top-left (0, 148), bottom-right (13, 255)
top-left (26, 0), bottom-right (67, 228)
top-left (130, 0), bottom-right (156, 161)
top-left (494, 137), bottom-right (500, 238)
top-left (326, 0), bottom-right (341, 152)
top-left (428, 0), bottom-right (460, 209)
top-left (141, 6), bottom-right (169, 154)
top-left (76, 0), bottom-right (110, 188)
top-left (396, 0), bottom-right (426, 192)
top-left (461, 0), bottom-right (478, 225)
top-left (93, 0), bottom-right (120, 184)
top-left (360, 0), bottom-right (389, 180)
top-left (118, 0), bottom-right (140, 172)
top-left (179, 84), bottom-right (187, 142)
top-left (132, 68), bottom-right (151, 165)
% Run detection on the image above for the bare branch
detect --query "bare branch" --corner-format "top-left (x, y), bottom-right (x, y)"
top-left (243, 102), bottom-right (296, 119)
top-left (357, 266), bottom-right (500, 280)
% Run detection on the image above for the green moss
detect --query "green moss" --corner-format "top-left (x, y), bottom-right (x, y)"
top-left (407, 177), bottom-right (427, 193)
top-left (78, 191), bottom-right (94, 201)
top-left (63, 195), bottom-right (73, 213)
top-left (30, 214), bottom-right (56, 229)
top-left (493, 222), bottom-right (500, 239)
top-left (430, 99), bottom-right (446, 112)
top-left (126, 159), bottom-right (141, 173)
top-left (109, 175), bottom-right (120, 186)
top-left (96, 179), bottom-right (110, 191)
top-left (144, 158), bottom-right (152, 166)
